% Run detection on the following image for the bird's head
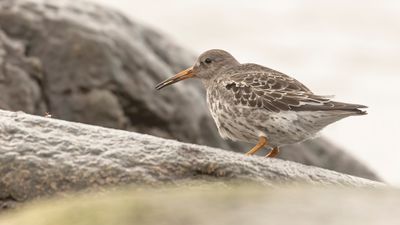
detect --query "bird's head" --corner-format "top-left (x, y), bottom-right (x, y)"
top-left (155, 49), bottom-right (239, 90)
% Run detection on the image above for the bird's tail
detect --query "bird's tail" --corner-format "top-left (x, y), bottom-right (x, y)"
top-left (329, 101), bottom-right (368, 115)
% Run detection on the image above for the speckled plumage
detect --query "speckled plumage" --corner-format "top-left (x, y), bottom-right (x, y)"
top-left (205, 63), bottom-right (366, 147)
top-left (156, 49), bottom-right (367, 154)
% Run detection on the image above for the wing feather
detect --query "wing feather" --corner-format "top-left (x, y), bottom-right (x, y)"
top-left (220, 64), bottom-right (366, 113)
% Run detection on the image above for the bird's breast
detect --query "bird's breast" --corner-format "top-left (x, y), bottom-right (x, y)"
top-left (206, 86), bottom-right (260, 142)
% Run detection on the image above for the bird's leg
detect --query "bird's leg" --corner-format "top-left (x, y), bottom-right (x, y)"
top-left (245, 136), bottom-right (268, 156)
top-left (265, 147), bottom-right (280, 158)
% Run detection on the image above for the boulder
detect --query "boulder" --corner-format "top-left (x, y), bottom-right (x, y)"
top-left (0, 109), bottom-right (381, 210)
top-left (0, 0), bottom-right (380, 181)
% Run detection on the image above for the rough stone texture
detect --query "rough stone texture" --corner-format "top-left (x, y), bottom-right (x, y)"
top-left (0, 185), bottom-right (398, 225)
top-left (0, 109), bottom-right (381, 208)
top-left (0, 0), bottom-right (380, 181)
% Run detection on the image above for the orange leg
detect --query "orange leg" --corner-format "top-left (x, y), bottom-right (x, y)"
top-left (245, 136), bottom-right (268, 156)
top-left (265, 147), bottom-right (280, 158)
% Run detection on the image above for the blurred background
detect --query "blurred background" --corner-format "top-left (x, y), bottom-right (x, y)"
top-left (0, 0), bottom-right (397, 184)
top-left (2, 1), bottom-right (399, 222)
top-left (91, 0), bottom-right (400, 184)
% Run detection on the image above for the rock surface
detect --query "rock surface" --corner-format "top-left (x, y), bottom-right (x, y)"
top-left (0, 185), bottom-right (397, 225)
top-left (0, 109), bottom-right (381, 210)
top-left (0, 0), bottom-right (380, 181)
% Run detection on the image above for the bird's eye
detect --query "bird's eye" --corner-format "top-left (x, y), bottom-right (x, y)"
top-left (204, 58), bottom-right (212, 64)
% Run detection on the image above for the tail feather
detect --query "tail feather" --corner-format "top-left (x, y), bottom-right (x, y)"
top-left (329, 101), bottom-right (368, 115)
top-left (294, 100), bottom-right (368, 115)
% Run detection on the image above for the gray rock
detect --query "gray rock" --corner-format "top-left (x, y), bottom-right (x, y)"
top-left (0, 0), bottom-right (380, 181)
top-left (0, 109), bottom-right (382, 210)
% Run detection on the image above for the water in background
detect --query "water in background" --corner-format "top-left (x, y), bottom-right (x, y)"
top-left (92, 0), bottom-right (400, 184)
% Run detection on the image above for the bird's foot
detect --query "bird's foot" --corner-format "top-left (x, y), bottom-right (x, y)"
top-left (265, 147), bottom-right (280, 158)
top-left (244, 136), bottom-right (268, 156)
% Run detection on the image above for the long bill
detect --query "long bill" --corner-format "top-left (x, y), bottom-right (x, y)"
top-left (155, 67), bottom-right (194, 90)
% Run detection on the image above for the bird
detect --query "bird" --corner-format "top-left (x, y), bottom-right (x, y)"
top-left (155, 49), bottom-right (367, 158)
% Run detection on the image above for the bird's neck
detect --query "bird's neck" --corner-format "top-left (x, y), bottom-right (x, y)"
top-left (200, 64), bottom-right (239, 88)
top-left (200, 76), bottom-right (217, 88)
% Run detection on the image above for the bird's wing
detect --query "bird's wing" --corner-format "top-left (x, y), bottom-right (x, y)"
top-left (220, 64), bottom-right (366, 113)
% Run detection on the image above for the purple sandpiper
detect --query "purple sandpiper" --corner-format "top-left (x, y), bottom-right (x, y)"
top-left (156, 49), bottom-right (367, 157)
